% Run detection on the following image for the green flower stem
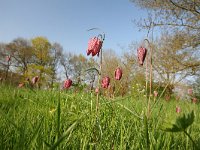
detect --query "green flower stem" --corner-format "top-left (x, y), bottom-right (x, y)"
top-left (96, 40), bottom-right (103, 114)
top-left (183, 130), bottom-right (198, 150)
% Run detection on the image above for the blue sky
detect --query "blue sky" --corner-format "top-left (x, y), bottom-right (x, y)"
top-left (0, 0), bottom-right (148, 56)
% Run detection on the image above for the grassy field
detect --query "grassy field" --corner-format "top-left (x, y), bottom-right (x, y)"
top-left (0, 84), bottom-right (199, 150)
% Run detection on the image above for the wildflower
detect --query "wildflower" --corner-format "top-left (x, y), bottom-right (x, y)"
top-left (6, 55), bottom-right (11, 62)
top-left (115, 67), bottom-right (122, 80)
top-left (188, 88), bottom-right (193, 95)
top-left (176, 106), bottom-right (181, 113)
top-left (18, 83), bottom-right (24, 88)
top-left (64, 79), bottom-right (72, 89)
top-left (101, 76), bottom-right (110, 88)
top-left (32, 76), bottom-right (39, 84)
top-left (95, 87), bottom-right (99, 94)
top-left (137, 46), bottom-right (147, 66)
top-left (153, 91), bottom-right (158, 97)
top-left (87, 37), bottom-right (102, 57)
top-left (192, 97), bottom-right (198, 104)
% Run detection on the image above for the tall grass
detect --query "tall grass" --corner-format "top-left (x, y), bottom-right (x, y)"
top-left (0, 84), bottom-right (199, 149)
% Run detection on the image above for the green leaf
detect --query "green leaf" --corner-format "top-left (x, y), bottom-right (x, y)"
top-left (50, 121), bottom-right (77, 150)
top-left (161, 111), bottom-right (195, 132)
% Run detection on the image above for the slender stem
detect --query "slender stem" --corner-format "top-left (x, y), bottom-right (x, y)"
top-left (184, 130), bottom-right (198, 150)
top-left (144, 39), bottom-right (152, 119)
top-left (96, 38), bottom-right (104, 113)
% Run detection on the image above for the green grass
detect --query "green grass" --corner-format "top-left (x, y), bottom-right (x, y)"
top-left (0, 84), bottom-right (200, 149)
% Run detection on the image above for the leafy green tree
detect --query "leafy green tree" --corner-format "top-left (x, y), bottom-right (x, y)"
top-left (6, 38), bottom-right (33, 78)
top-left (30, 37), bottom-right (52, 87)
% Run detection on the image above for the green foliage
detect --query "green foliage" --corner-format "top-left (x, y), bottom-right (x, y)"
top-left (161, 111), bottom-right (195, 132)
top-left (0, 84), bottom-right (200, 149)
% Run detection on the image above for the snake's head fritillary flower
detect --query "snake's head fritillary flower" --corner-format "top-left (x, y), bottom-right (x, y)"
top-left (101, 76), bottom-right (110, 88)
top-left (64, 79), bottom-right (72, 89)
top-left (176, 106), bottom-right (181, 113)
top-left (192, 97), bottom-right (198, 104)
top-left (153, 91), bottom-right (158, 97)
top-left (87, 37), bottom-right (102, 57)
top-left (95, 87), bottom-right (99, 94)
top-left (188, 88), bottom-right (193, 95)
top-left (115, 67), bottom-right (122, 80)
top-left (6, 55), bottom-right (11, 62)
top-left (137, 46), bottom-right (147, 66)
top-left (32, 76), bottom-right (39, 84)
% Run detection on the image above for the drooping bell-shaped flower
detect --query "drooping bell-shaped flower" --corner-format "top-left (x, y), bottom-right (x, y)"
top-left (137, 46), bottom-right (147, 66)
top-left (115, 67), bottom-right (122, 80)
top-left (101, 76), bottom-right (110, 88)
top-left (176, 106), bottom-right (181, 113)
top-left (95, 87), bottom-right (99, 94)
top-left (32, 76), bottom-right (39, 84)
top-left (6, 55), bottom-right (11, 62)
top-left (87, 37), bottom-right (102, 57)
top-left (64, 79), bottom-right (72, 89)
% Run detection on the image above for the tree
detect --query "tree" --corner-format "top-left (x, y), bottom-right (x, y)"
top-left (152, 32), bottom-right (200, 95)
top-left (131, 0), bottom-right (200, 48)
top-left (30, 37), bottom-right (52, 87)
top-left (102, 49), bottom-right (136, 97)
top-left (0, 43), bottom-right (12, 80)
top-left (60, 52), bottom-right (73, 79)
top-left (49, 42), bottom-right (63, 87)
top-left (6, 38), bottom-right (33, 78)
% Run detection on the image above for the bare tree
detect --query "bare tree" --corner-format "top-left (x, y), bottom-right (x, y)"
top-left (131, 0), bottom-right (200, 48)
top-left (49, 42), bottom-right (63, 87)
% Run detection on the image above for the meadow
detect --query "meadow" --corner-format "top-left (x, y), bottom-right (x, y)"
top-left (0, 84), bottom-right (199, 150)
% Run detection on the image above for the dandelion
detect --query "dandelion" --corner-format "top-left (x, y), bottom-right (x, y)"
top-left (176, 106), bottom-right (181, 113)
top-left (32, 76), bottom-right (39, 84)
top-left (137, 46), bottom-right (147, 66)
top-left (63, 79), bottom-right (72, 89)
top-left (101, 76), bottom-right (110, 88)
top-left (87, 37), bottom-right (102, 57)
top-left (114, 67), bottom-right (122, 80)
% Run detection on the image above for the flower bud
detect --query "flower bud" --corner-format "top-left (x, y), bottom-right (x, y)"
top-left (137, 46), bottom-right (147, 66)
top-left (87, 37), bottom-right (102, 57)
top-left (64, 79), bottom-right (72, 89)
top-left (115, 67), bottom-right (122, 80)
top-left (95, 87), bottom-right (99, 94)
top-left (101, 76), bottom-right (110, 88)
top-left (176, 106), bottom-right (181, 113)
